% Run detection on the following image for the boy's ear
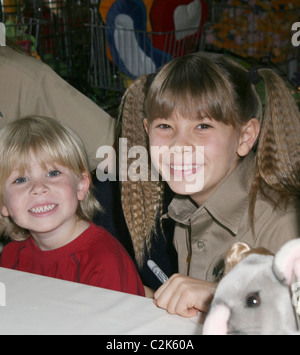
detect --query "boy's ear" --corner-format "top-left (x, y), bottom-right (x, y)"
top-left (237, 118), bottom-right (260, 157)
top-left (1, 203), bottom-right (9, 217)
top-left (77, 172), bottom-right (90, 201)
top-left (143, 118), bottom-right (149, 135)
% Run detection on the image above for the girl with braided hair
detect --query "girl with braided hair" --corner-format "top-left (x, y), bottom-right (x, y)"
top-left (120, 52), bottom-right (300, 317)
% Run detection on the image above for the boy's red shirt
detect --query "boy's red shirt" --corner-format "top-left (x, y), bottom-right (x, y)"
top-left (0, 223), bottom-right (145, 297)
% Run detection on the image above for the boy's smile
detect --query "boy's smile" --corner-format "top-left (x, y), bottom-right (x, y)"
top-left (28, 203), bottom-right (58, 215)
top-left (1, 151), bottom-right (90, 250)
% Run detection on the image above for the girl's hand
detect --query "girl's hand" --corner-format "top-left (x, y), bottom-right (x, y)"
top-left (153, 274), bottom-right (216, 318)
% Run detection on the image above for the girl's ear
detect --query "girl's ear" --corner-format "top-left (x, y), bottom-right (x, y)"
top-left (237, 118), bottom-right (260, 157)
top-left (77, 172), bottom-right (90, 202)
top-left (143, 118), bottom-right (149, 135)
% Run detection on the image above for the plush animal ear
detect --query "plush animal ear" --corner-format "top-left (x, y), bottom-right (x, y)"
top-left (202, 304), bottom-right (230, 335)
top-left (224, 242), bottom-right (272, 276)
top-left (273, 239), bottom-right (300, 286)
top-left (224, 242), bottom-right (252, 276)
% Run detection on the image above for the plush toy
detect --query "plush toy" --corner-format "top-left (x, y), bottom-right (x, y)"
top-left (203, 240), bottom-right (300, 335)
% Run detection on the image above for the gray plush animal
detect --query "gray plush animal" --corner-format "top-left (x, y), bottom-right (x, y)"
top-left (203, 239), bottom-right (300, 335)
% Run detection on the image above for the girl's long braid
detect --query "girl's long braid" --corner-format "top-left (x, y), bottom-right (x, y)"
top-left (249, 68), bottom-right (300, 231)
top-left (120, 76), bottom-right (164, 268)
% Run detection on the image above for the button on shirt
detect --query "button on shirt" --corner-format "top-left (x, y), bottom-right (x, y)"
top-left (167, 152), bottom-right (300, 283)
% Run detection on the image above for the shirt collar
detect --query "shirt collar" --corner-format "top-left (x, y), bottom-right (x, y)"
top-left (167, 152), bottom-right (256, 235)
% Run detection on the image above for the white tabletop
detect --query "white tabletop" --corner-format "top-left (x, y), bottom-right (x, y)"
top-left (0, 267), bottom-right (203, 335)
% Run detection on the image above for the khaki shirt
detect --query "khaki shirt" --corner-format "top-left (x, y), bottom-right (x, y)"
top-left (167, 152), bottom-right (300, 283)
top-left (0, 46), bottom-right (116, 171)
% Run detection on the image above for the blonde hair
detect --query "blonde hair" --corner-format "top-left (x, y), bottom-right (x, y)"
top-left (0, 115), bottom-right (102, 240)
top-left (121, 52), bottom-right (300, 268)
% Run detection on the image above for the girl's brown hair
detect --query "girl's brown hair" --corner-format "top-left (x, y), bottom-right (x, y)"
top-left (120, 52), bottom-right (300, 268)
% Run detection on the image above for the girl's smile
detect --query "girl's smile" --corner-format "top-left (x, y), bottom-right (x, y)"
top-left (170, 163), bottom-right (203, 178)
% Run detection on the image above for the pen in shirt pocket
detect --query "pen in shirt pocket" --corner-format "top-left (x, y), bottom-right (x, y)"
top-left (147, 260), bottom-right (169, 284)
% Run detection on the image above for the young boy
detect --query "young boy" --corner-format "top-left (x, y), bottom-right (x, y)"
top-left (0, 115), bottom-right (145, 297)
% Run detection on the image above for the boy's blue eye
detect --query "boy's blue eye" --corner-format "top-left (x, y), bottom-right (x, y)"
top-left (197, 124), bottom-right (211, 129)
top-left (47, 170), bottom-right (61, 177)
top-left (14, 177), bottom-right (28, 184)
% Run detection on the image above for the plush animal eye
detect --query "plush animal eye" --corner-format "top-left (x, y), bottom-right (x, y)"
top-left (245, 292), bottom-right (261, 308)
